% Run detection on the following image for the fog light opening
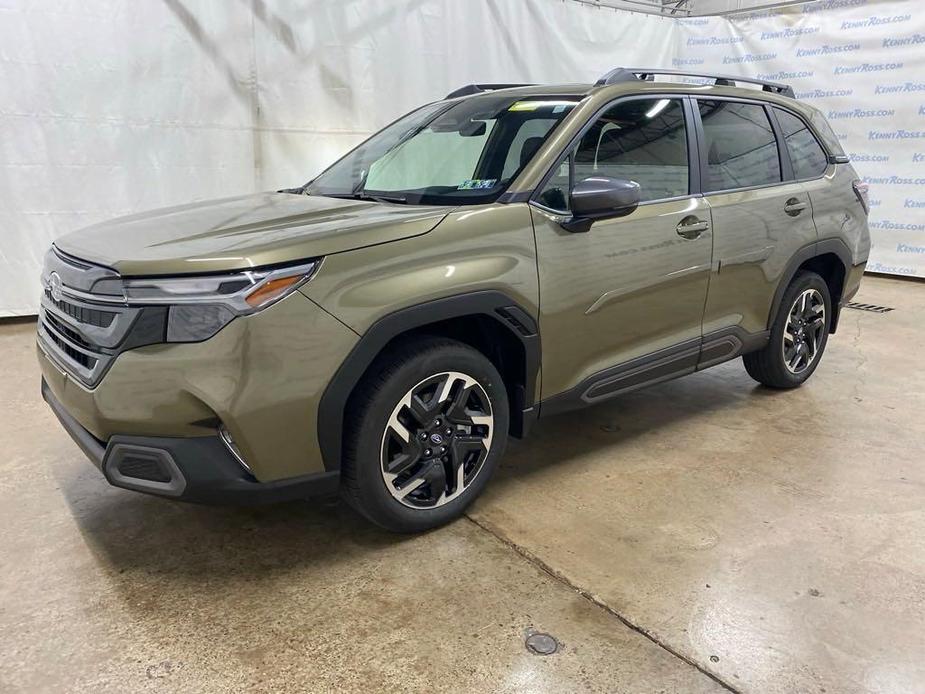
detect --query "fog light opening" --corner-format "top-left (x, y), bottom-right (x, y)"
top-left (219, 425), bottom-right (252, 474)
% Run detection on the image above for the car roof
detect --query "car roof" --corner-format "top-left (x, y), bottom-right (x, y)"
top-left (446, 79), bottom-right (816, 121)
top-left (450, 80), bottom-right (789, 101)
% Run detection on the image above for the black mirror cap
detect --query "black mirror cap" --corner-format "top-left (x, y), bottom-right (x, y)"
top-left (562, 176), bottom-right (641, 232)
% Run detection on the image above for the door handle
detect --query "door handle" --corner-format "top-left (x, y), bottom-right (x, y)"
top-left (784, 198), bottom-right (808, 216)
top-left (676, 216), bottom-right (709, 240)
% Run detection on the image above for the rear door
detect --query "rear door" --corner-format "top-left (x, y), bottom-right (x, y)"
top-left (694, 98), bottom-right (817, 358)
top-left (530, 95), bottom-right (713, 406)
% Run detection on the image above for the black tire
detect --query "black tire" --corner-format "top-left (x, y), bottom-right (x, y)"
top-left (743, 271), bottom-right (832, 389)
top-left (341, 337), bottom-right (509, 533)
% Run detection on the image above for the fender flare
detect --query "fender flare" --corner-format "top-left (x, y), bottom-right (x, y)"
top-left (767, 238), bottom-right (852, 333)
top-left (316, 291), bottom-right (540, 471)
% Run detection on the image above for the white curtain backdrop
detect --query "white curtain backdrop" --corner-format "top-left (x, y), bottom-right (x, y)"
top-left (1, 0), bottom-right (921, 316)
top-left (676, 0), bottom-right (925, 279)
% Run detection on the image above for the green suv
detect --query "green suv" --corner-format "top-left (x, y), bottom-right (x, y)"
top-left (38, 68), bottom-right (870, 531)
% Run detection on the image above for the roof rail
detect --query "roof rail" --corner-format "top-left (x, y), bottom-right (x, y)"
top-left (445, 83), bottom-right (534, 99)
top-left (595, 67), bottom-right (795, 98)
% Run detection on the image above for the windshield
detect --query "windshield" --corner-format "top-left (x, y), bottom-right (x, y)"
top-left (305, 95), bottom-right (580, 205)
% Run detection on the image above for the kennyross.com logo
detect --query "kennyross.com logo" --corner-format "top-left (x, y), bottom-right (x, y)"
top-left (803, 0), bottom-right (866, 12)
top-left (864, 174), bottom-right (925, 185)
top-left (796, 88), bottom-right (853, 99)
top-left (882, 34), bottom-right (925, 48)
top-left (686, 36), bottom-right (743, 47)
top-left (759, 26), bottom-right (819, 40)
top-left (841, 14), bottom-right (911, 30)
top-left (868, 129), bottom-right (925, 141)
top-left (796, 43), bottom-right (861, 58)
top-left (834, 62), bottom-right (903, 75)
top-left (827, 107), bottom-right (895, 120)
top-left (848, 152), bottom-right (890, 163)
top-left (724, 53), bottom-right (776, 64)
top-left (874, 81), bottom-right (925, 95)
top-left (756, 70), bottom-right (813, 81)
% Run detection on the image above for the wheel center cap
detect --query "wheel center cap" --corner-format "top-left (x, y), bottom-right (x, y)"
top-left (429, 433), bottom-right (444, 445)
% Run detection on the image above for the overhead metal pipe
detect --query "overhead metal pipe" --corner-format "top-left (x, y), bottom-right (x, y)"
top-left (567, 0), bottom-right (693, 17)
top-left (690, 0), bottom-right (818, 16)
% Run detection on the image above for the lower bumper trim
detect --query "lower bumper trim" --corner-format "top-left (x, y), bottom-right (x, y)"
top-left (41, 379), bottom-right (339, 505)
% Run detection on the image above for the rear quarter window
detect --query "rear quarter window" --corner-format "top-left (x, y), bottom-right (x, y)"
top-left (774, 108), bottom-right (829, 180)
top-left (807, 108), bottom-right (845, 159)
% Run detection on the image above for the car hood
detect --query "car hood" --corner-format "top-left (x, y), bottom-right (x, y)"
top-left (54, 192), bottom-right (455, 276)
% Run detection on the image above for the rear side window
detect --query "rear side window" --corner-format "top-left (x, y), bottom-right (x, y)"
top-left (698, 100), bottom-right (781, 192)
top-left (774, 108), bottom-right (828, 180)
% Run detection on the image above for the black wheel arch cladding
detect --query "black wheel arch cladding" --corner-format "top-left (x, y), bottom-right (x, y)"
top-left (317, 290), bottom-right (540, 471)
top-left (768, 238), bottom-right (852, 334)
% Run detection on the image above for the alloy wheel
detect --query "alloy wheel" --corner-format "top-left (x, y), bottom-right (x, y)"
top-left (380, 371), bottom-right (494, 509)
top-left (782, 288), bottom-right (826, 374)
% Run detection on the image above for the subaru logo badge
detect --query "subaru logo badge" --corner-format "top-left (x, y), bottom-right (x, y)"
top-left (48, 272), bottom-right (63, 302)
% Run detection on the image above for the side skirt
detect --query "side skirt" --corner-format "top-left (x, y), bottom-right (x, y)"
top-left (538, 327), bottom-right (769, 419)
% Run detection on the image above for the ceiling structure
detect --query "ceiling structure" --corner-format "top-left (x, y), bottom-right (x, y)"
top-left (569, 0), bottom-right (819, 17)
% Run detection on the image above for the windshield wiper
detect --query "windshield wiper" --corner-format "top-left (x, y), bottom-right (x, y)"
top-left (325, 192), bottom-right (408, 205)
top-left (278, 185), bottom-right (307, 195)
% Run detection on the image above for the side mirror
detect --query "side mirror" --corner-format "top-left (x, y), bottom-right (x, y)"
top-left (561, 176), bottom-right (641, 233)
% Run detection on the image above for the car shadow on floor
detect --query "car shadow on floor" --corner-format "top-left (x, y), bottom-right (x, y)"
top-left (490, 364), bottom-right (761, 486)
top-left (57, 465), bottom-right (405, 578)
top-left (57, 364), bottom-right (764, 578)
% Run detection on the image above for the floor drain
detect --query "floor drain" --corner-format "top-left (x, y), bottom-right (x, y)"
top-left (525, 632), bottom-right (559, 655)
top-left (845, 302), bottom-right (894, 313)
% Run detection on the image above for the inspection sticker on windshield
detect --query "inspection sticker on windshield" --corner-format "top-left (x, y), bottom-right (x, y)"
top-left (458, 179), bottom-right (497, 190)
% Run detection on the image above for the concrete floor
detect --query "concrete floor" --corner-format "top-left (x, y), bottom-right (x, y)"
top-left (1, 275), bottom-right (923, 694)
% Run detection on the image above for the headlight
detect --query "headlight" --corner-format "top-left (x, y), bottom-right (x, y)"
top-left (106, 260), bottom-right (319, 342)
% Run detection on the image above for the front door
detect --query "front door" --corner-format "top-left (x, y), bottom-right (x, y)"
top-left (531, 96), bottom-right (712, 408)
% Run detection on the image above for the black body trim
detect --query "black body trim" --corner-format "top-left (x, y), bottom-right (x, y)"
top-left (539, 326), bottom-right (770, 419)
top-left (699, 326), bottom-right (770, 370)
top-left (42, 379), bottom-right (339, 504)
top-left (317, 291), bottom-right (541, 470)
top-left (540, 338), bottom-right (700, 418)
top-left (767, 238), bottom-right (853, 334)
top-left (766, 104), bottom-right (795, 182)
top-left (43, 377), bottom-right (106, 469)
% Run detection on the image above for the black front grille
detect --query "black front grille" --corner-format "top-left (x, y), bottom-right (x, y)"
top-left (44, 312), bottom-right (95, 351)
top-left (39, 248), bottom-right (169, 387)
top-left (44, 289), bottom-right (115, 327)
top-left (42, 320), bottom-right (98, 370)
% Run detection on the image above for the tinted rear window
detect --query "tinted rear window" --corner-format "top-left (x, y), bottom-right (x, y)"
top-left (698, 100), bottom-right (781, 192)
top-left (774, 108), bottom-right (829, 180)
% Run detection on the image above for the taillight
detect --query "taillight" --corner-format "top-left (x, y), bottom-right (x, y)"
top-left (853, 180), bottom-right (870, 215)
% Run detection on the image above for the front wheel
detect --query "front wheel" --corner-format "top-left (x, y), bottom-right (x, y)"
top-left (341, 337), bottom-right (509, 532)
top-left (743, 271), bottom-right (831, 388)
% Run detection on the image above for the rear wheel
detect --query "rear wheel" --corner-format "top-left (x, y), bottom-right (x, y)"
top-left (744, 271), bottom-right (831, 388)
top-left (341, 337), bottom-right (508, 532)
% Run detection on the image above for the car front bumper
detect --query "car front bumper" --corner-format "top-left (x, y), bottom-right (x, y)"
top-left (42, 378), bottom-right (339, 504)
top-left (37, 290), bottom-right (359, 501)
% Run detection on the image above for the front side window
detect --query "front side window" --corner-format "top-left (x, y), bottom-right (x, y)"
top-left (535, 97), bottom-right (690, 211)
top-left (698, 100), bottom-right (781, 192)
top-left (575, 98), bottom-right (689, 203)
top-left (306, 96), bottom-right (579, 206)
top-left (774, 108), bottom-right (828, 180)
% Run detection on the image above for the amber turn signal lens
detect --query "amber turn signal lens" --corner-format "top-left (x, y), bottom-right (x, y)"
top-left (244, 274), bottom-right (304, 309)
